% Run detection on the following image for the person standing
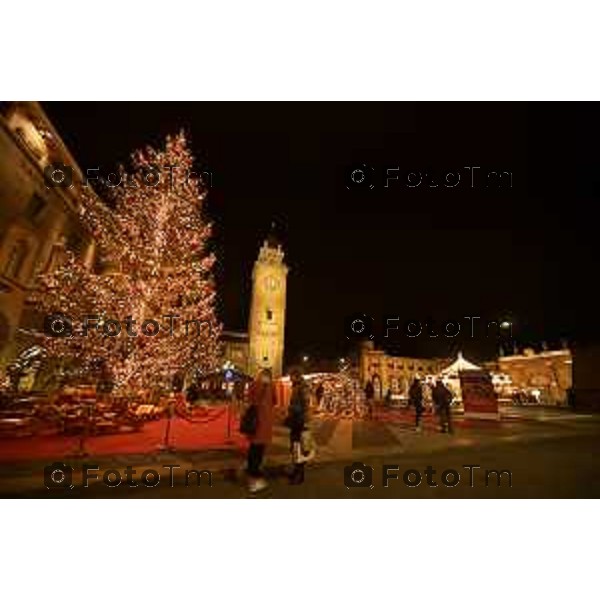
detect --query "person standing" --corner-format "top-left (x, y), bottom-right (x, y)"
top-left (285, 369), bottom-right (310, 484)
top-left (245, 369), bottom-right (275, 493)
top-left (315, 382), bottom-right (325, 409)
top-left (432, 378), bottom-right (454, 434)
top-left (364, 379), bottom-right (375, 419)
top-left (408, 376), bottom-right (424, 432)
top-left (186, 380), bottom-right (199, 404)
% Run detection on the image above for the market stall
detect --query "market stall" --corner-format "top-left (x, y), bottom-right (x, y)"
top-left (439, 352), bottom-right (498, 419)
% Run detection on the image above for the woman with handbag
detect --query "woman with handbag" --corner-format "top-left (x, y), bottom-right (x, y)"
top-left (285, 369), bottom-right (310, 485)
top-left (242, 369), bottom-right (275, 493)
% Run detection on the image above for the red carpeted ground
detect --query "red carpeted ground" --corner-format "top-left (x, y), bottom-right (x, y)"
top-left (0, 406), bottom-right (506, 464)
top-left (0, 406), bottom-right (247, 464)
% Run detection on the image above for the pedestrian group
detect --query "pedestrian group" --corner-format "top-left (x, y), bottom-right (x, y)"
top-left (240, 369), bottom-right (454, 494)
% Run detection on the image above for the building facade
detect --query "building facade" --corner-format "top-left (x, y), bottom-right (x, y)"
top-left (359, 340), bottom-right (448, 398)
top-left (495, 348), bottom-right (572, 405)
top-left (0, 101), bottom-right (95, 370)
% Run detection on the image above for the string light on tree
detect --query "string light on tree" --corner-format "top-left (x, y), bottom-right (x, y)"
top-left (28, 132), bottom-right (222, 393)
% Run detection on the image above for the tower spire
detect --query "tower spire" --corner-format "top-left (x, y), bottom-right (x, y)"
top-left (266, 220), bottom-right (281, 249)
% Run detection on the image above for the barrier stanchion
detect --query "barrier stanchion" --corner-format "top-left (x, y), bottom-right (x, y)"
top-left (71, 403), bottom-right (92, 458)
top-left (224, 397), bottom-right (236, 447)
top-left (227, 397), bottom-right (232, 439)
top-left (159, 398), bottom-right (176, 452)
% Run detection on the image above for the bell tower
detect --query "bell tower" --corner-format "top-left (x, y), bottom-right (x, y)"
top-left (248, 235), bottom-right (288, 378)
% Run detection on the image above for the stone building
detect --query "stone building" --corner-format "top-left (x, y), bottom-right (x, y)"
top-left (0, 101), bottom-right (96, 369)
top-left (495, 348), bottom-right (572, 405)
top-left (359, 340), bottom-right (448, 398)
top-left (221, 236), bottom-right (288, 379)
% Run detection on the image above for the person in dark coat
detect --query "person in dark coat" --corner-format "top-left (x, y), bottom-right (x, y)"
top-left (315, 382), bottom-right (325, 408)
top-left (285, 369), bottom-right (309, 484)
top-left (384, 388), bottom-right (392, 408)
top-left (364, 380), bottom-right (375, 419)
top-left (566, 387), bottom-right (574, 409)
top-left (432, 378), bottom-right (454, 433)
top-left (245, 369), bottom-right (275, 493)
top-left (408, 376), bottom-right (424, 432)
top-left (186, 381), bottom-right (199, 403)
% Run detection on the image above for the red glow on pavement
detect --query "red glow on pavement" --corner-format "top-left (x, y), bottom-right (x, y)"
top-left (0, 406), bottom-right (246, 464)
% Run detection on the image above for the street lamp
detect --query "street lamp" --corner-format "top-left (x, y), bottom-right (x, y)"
top-left (302, 355), bottom-right (309, 363)
top-left (499, 320), bottom-right (513, 338)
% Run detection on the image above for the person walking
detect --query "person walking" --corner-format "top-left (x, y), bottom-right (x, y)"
top-left (384, 387), bottom-right (392, 408)
top-left (364, 379), bottom-right (375, 419)
top-left (408, 376), bottom-right (424, 432)
top-left (285, 369), bottom-right (310, 484)
top-left (432, 378), bottom-right (454, 434)
top-left (245, 369), bottom-right (275, 493)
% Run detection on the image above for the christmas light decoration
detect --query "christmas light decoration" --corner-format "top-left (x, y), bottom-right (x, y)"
top-left (27, 132), bottom-right (222, 394)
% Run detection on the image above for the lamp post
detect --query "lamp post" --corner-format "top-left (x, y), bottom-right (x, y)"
top-left (498, 320), bottom-right (513, 357)
top-left (223, 361), bottom-right (234, 441)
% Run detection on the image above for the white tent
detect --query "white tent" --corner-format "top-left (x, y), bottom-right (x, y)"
top-left (437, 352), bottom-right (481, 410)
top-left (440, 351), bottom-right (481, 376)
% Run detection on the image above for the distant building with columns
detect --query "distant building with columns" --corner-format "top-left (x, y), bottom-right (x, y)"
top-left (360, 341), bottom-right (573, 405)
top-left (359, 341), bottom-right (448, 398)
top-left (494, 347), bottom-right (572, 405)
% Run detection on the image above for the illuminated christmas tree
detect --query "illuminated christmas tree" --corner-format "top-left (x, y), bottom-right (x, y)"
top-left (29, 132), bottom-right (222, 392)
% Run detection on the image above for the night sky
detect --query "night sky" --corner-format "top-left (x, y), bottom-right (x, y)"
top-left (42, 102), bottom-right (598, 364)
